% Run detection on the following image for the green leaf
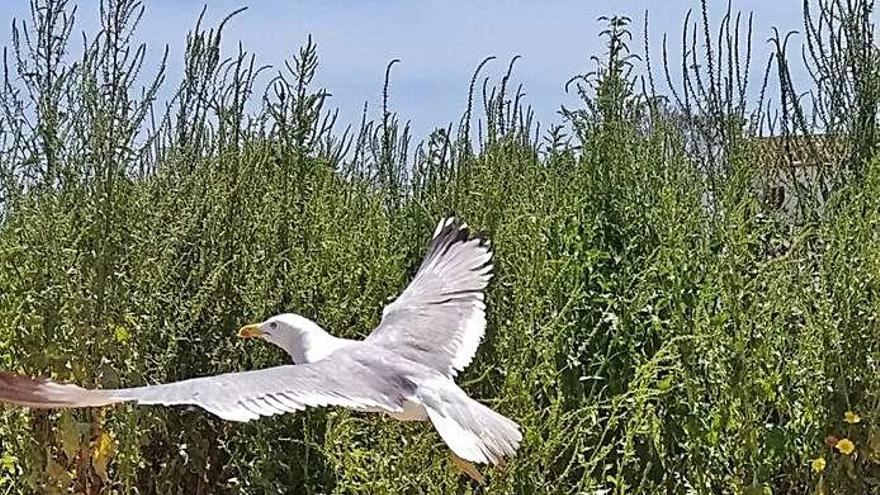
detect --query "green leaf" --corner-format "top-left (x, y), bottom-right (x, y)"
top-left (114, 325), bottom-right (130, 343)
top-left (57, 413), bottom-right (85, 461)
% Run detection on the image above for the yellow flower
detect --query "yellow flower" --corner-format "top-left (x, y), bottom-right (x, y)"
top-left (844, 411), bottom-right (861, 424)
top-left (835, 438), bottom-right (856, 455)
top-left (811, 457), bottom-right (826, 473)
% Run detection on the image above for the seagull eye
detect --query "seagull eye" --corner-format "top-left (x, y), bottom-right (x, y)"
top-left (269, 322), bottom-right (278, 330)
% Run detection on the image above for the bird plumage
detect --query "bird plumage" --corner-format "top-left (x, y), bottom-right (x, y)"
top-left (0, 216), bottom-right (521, 470)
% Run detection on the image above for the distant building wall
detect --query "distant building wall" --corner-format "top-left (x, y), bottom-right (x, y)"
top-left (750, 135), bottom-right (844, 221)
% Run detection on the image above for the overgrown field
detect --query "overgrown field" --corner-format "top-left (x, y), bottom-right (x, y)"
top-left (0, 0), bottom-right (878, 493)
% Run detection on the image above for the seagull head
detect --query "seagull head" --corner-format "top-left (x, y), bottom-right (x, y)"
top-left (237, 313), bottom-right (349, 364)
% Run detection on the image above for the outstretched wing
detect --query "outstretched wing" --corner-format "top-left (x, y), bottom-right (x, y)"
top-left (0, 348), bottom-right (405, 422)
top-left (367, 217), bottom-right (493, 377)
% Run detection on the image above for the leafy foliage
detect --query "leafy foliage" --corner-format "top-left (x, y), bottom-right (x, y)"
top-left (0, 0), bottom-right (878, 493)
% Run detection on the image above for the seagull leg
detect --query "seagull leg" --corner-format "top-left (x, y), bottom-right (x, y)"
top-left (450, 451), bottom-right (486, 486)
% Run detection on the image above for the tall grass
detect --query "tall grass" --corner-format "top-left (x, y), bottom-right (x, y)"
top-left (0, 0), bottom-right (877, 493)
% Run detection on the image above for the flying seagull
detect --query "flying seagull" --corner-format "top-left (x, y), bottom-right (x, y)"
top-left (0, 217), bottom-right (521, 484)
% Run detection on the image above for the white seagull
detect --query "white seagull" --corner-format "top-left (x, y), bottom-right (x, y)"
top-left (0, 217), bottom-right (521, 484)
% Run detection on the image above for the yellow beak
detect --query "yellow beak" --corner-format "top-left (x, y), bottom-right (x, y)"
top-left (237, 323), bottom-right (264, 339)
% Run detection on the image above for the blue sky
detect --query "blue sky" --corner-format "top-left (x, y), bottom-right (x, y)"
top-left (1, 1), bottom-right (808, 141)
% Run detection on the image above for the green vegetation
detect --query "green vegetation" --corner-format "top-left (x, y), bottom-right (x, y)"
top-left (0, 0), bottom-right (878, 493)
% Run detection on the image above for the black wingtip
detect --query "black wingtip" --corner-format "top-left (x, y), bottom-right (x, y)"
top-left (453, 225), bottom-right (471, 244)
top-left (0, 372), bottom-right (61, 407)
top-left (474, 229), bottom-right (492, 248)
top-left (429, 216), bottom-right (494, 259)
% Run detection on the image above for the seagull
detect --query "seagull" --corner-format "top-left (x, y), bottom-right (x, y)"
top-left (0, 217), bottom-right (521, 484)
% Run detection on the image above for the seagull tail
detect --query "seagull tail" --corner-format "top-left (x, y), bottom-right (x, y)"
top-left (0, 372), bottom-right (125, 409)
top-left (423, 379), bottom-right (522, 466)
